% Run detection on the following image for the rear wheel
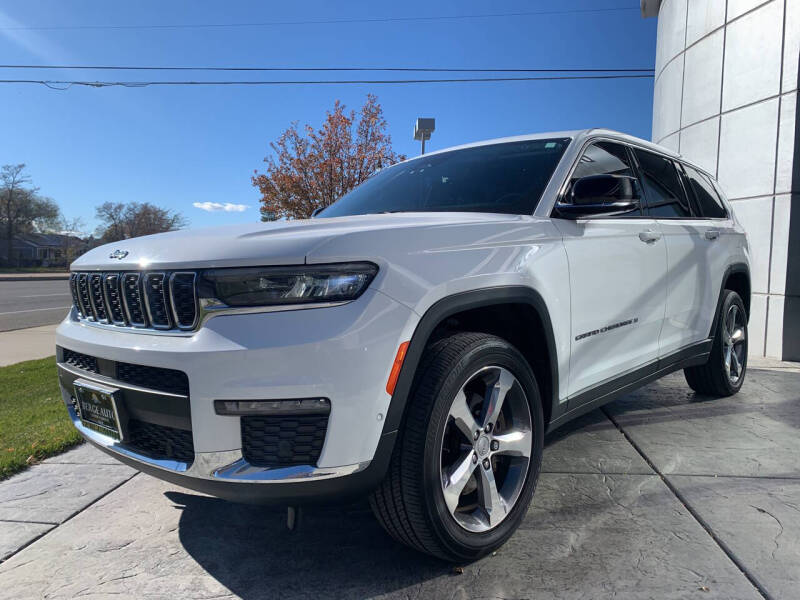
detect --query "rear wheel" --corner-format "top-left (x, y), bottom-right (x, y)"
top-left (684, 289), bottom-right (747, 396)
top-left (369, 332), bottom-right (544, 561)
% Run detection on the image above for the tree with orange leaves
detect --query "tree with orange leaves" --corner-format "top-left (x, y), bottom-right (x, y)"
top-left (252, 94), bottom-right (404, 221)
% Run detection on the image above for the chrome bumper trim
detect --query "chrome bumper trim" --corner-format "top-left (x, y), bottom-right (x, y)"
top-left (57, 362), bottom-right (188, 399)
top-left (60, 384), bottom-right (367, 484)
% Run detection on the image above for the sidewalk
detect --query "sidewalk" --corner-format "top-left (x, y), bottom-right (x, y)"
top-left (0, 324), bottom-right (58, 366)
top-left (0, 362), bottom-right (798, 598)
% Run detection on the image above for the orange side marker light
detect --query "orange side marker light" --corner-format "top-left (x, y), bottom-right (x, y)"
top-left (386, 341), bottom-right (410, 396)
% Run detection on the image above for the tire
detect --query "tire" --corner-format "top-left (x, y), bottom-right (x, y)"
top-left (369, 332), bottom-right (544, 562)
top-left (684, 289), bottom-right (748, 396)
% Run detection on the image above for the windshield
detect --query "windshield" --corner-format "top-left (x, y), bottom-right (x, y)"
top-left (319, 138), bottom-right (570, 217)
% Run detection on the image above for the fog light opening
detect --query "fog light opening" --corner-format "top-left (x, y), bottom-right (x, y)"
top-left (214, 398), bottom-right (330, 416)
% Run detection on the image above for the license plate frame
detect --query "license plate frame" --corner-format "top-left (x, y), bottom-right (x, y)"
top-left (73, 378), bottom-right (123, 441)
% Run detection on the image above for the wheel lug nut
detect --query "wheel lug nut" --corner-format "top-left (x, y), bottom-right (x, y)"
top-left (484, 423), bottom-right (493, 433)
top-left (491, 440), bottom-right (499, 451)
top-left (482, 458), bottom-right (491, 470)
top-left (473, 430), bottom-right (480, 441)
top-left (472, 453), bottom-right (478, 464)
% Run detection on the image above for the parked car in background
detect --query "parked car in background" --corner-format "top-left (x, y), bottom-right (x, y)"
top-left (56, 129), bottom-right (750, 561)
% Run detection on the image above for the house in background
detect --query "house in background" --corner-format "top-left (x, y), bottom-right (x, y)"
top-left (0, 232), bottom-right (88, 267)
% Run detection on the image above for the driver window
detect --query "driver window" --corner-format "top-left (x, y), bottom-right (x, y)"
top-left (569, 141), bottom-right (641, 216)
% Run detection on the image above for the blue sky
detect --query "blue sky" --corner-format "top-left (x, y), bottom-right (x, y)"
top-left (0, 1), bottom-right (657, 234)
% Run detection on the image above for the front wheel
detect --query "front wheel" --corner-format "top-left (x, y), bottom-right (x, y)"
top-left (369, 332), bottom-right (544, 561)
top-left (684, 289), bottom-right (748, 396)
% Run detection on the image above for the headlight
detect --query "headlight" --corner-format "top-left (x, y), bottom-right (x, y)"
top-left (197, 262), bottom-right (378, 308)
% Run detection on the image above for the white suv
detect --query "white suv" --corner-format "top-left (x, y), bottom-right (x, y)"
top-left (57, 129), bottom-right (750, 561)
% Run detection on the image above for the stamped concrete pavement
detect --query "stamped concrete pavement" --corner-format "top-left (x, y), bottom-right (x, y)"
top-left (0, 359), bottom-right (797, 599)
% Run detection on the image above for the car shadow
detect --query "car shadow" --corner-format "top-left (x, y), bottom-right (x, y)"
top-left (169, 368), bottom-right (800, 598)
top-left (165, 490), bottom-right (453, 599)
top-left (168, 408), bottom-right (612, 599)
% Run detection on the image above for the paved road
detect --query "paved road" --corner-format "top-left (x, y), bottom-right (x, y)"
top-left (1, 360), bottom-right (798, 599)
top-left (0, 280), bottom-right (71, 332)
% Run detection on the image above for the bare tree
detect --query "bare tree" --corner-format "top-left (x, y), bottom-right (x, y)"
top-left (0, 164), bottom-right (59, 266)
top-left (55, 215), bottom-right (86, 267)
top-left (95, 201), bottom-right (187, 243)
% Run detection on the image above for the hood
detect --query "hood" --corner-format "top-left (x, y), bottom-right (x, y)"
top-left (71, 212), bottom-right (529, 271)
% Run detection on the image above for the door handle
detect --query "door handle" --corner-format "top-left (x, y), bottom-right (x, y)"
top-left (638, 229), bottom-right (661, 243)
top-left (705, 229), bottom-right (720, 241)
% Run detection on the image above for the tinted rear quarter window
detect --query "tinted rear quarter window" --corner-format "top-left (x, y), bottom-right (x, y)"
top-left (632, 148), bottom-right (693, 218)
top-left (683, 164), bottom-right (728, 218)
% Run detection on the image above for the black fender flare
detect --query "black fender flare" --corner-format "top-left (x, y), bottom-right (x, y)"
top-left (709, 263), bottom-right (750, 337)
top-left (382, 286), bottom-right (559, 434)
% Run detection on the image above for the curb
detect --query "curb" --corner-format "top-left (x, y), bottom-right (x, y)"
top-left (0, 274), bottom-right (70, 281)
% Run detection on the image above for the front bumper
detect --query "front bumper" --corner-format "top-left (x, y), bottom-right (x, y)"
top-left (56, 288), bottom-right (415, 503)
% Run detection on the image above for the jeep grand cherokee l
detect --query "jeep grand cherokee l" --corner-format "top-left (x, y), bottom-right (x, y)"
top-left (57, 129), bottom-right (750, 561)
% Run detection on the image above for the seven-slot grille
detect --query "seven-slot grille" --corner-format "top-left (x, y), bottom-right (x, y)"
top-left (70, 271), bottom-right (198, 331)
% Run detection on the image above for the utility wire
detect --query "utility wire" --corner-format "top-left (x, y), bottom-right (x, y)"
top-left (0, 74), bottom-right (655, 89)
top-left (0, 6), bottom-right (639, 32)
top-left (0, 64), bottom-right (655, 73)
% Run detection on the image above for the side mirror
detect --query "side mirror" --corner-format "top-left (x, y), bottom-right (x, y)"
top-left (555, 174), bottom-right (640, 219)
top-left (310, 207), bottom-right (324, 218)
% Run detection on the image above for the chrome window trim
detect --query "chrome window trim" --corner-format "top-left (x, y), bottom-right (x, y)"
top-left (169, 271), bottom-right (198, 330)
top-left (142, 271), bottom-right (172, 330)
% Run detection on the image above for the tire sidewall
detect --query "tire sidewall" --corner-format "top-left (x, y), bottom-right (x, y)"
top-left (419, 338), bottom-right (544, 559)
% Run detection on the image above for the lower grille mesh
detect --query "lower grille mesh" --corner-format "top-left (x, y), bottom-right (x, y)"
top-left (62, 348), bottom-right (99, 373)
top-left (116, 361), bottom-right (189, 396)
top-left (242, 415), bottom-right (328, 467)
top-left (127, 419), bottom-right (194, 464)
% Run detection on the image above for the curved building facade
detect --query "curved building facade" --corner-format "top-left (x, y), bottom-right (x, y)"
top-left (644, 0), bottom-right (800, 360)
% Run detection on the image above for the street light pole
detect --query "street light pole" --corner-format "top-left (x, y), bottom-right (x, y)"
top-left (414, 118), bottom-right (435, 155)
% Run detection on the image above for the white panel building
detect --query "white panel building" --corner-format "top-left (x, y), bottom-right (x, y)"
top-left (643, 0), bottom-right (799, 360)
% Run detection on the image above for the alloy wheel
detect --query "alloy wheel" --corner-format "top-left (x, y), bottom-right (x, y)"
top-left (723, 303), bottom-right (746, 384)
top-left (439, 366), bottom-right (533, 533)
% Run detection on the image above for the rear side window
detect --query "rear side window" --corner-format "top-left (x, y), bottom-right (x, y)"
top-left (683, 165), bottom-right (727, 218)
top-left (632, 148), bottom-right (693, 218)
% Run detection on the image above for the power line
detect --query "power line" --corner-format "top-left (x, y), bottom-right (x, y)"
top-left (0, 74), bottom-right (655, 90)
top-left (0, 64), bottom-right (655, 73)
top-left (0, 6), bottom-right (639, 32)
